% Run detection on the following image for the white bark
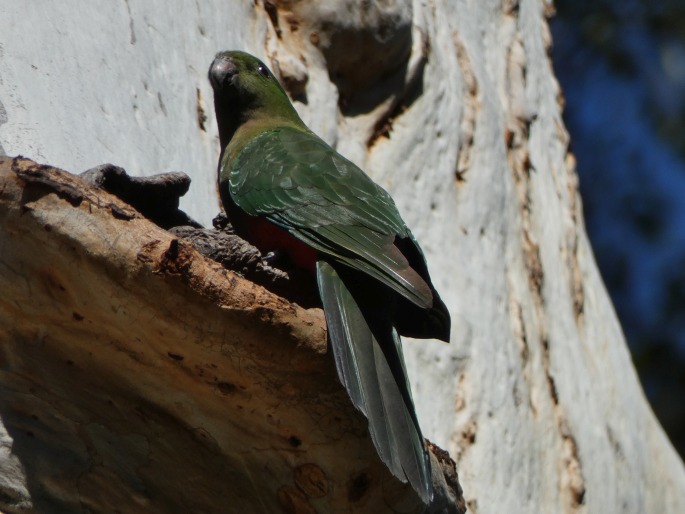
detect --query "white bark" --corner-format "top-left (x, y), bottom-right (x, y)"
top-left (1, 0), bottom-right (684, 513)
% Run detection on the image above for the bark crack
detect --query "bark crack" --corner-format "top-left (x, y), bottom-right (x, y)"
top-left (504, 25), bottom-right (587, 511)
top-left (452, 33), bottom-right (478, 184)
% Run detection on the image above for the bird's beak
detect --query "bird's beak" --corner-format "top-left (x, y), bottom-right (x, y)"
top-left (208, 55), bottom-right (238, 89)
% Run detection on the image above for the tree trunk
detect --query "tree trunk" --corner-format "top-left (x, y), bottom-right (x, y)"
top-left (1, 1), bottom-right (684, 513)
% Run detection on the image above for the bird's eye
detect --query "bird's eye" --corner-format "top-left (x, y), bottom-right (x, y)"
top-left (257, 64), bottom-right (270, 79)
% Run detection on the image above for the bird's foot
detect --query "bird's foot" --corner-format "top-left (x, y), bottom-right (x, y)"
top-left (262, 250), bottom-right (288, 268)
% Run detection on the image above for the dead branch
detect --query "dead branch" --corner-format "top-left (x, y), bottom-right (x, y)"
top-left (0, 157), bottom-right (463, 514)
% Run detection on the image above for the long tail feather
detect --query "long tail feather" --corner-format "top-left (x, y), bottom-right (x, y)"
top-left (316, 260), bottom-right (432, 504)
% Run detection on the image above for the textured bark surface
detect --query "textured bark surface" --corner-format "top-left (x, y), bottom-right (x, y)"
top-left (1, 0), bottom-right (685, 513)
top-left (0, 157), bottom-right (463, 513)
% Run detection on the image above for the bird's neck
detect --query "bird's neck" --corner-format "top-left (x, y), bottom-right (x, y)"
top-left (219, 111), bottom-right (307, 163)
top-left (215, 94), bottom-right (303, 150)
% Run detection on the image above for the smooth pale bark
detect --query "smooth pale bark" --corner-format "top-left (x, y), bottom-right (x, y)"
top-left (1, 1), bottom-right (684, 513)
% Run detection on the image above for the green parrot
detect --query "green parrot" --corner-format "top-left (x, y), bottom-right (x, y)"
top-left (208, 50), bottom-right (450, 503)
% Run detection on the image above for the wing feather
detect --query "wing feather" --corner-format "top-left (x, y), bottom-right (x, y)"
top-left (230, 127), bottom-right (433, 308)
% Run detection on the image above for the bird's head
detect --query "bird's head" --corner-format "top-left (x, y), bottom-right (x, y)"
top-left (208, 51), bottom-right (300, 146)
top-left (209, 51), bottom-right (283, 101)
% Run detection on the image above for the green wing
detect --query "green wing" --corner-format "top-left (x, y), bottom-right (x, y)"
top-left (228, 127), bottom-right (433, 309)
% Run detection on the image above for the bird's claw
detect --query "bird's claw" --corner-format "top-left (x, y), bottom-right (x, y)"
top-left (262, 251), bottom-right (281, 267)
